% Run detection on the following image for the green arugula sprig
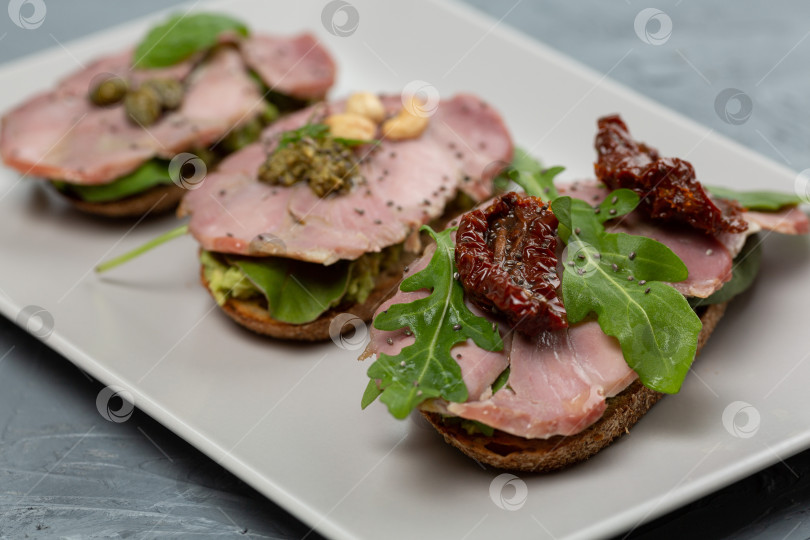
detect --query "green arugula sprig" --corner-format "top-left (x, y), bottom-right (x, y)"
top-left (707, 186), bottom-right (802, 211)
top-left (134, 13), bottom-right (249, 69)
top-left (551, 190), bottom-right (702, 393)
top-left (362, 226), bottom-right (503, 418)
top-left (498, 147), bottom-right (565, 199)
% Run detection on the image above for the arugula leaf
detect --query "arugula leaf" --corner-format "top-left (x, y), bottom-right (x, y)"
top-left (554, 188), bottom-right (639, 241)
top-left (690, 234), bottom-right (762, 307)
top-left (134, 13), bottom-right (249, 69)
top-left (361, 380), bottom-right (383, 409)
top-left (63, 160), bottom-right (172, 203)
top-left (510, 147), bottom-right (543, 176)
top-left (552, 191), bottom-right (702, 394)
top-left (364, 226), bottom-right (503, 418)
top-left (499, 147), bottom-right (564, 199)
top-left (510, 166), bottom-right (564, 200)
top-left (491, 367), bottom-right (511, 393)
top-left (707, 186), bottom-right (802, 211)
top-left (233, 257), bottom-right (350, 325)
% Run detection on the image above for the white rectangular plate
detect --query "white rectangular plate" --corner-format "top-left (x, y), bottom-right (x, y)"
top-left (2, 1), bottom-right (809, 538)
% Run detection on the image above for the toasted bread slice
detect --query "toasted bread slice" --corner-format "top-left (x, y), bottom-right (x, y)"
top-left (199, 254), bottom-right (414, 341)
top-left (422, 302), bottom-right (727, 472)
top-left (55, 183), bottom-right (184, 218)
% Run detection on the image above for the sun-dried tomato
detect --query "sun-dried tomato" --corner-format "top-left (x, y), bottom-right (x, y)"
top-left (594, 115), bottom-right (747, 235)
top-left (455, 192), bottom-right (567, 335)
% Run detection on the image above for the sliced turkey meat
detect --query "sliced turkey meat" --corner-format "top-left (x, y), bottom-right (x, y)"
top-left (180, 94), bottom-right (514, 264)
top-left (445, 324), bottom-right (632, 439)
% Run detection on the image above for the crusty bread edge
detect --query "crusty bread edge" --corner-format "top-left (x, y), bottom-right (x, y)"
top-left (421, 301), bottom-right (728, 472)
top-left (54, 183), bottom-right (185, 218)
top-left (199, 254), bottom-right (415, 341)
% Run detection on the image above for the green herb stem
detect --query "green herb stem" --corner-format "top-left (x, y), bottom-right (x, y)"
top-left (95, 224), bottom-right (189, 273)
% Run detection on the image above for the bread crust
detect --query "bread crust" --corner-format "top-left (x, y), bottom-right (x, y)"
top-left (200, 254), bottom-right (415, 341)
top-left (54, 183), bottom-right (184, 218)
top-left (422, 302), bottom-right (728, 472)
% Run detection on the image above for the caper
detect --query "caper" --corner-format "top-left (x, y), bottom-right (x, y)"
top-left (124, 86), bottom-right (162, 126)
top-left (89, 76), bottom-right (128, 106)
top-left (141, 78), bottom-right (184, 110)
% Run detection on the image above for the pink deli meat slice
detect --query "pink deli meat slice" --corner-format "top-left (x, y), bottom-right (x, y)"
top-left (0, 34), bottom-right (335, 185)
top-left (181, 94), bottom-right (514, 264)
top-left (744, 207), bottom-right (809, 235)
top-left (445, 324), bottom-right (633, 439)
top-left (240, 34), bottom-right (336, 99)
top-left (1, 48), bottom-right (259, 184)
top-left (58, 48), bottom-right (197, 98)
top-left (608, 214), bottom-right (733, 298)
top-left (150, 47), bottom-right (263, 157)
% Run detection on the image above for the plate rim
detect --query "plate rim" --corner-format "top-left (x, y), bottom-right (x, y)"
top-left (0, 1), bottom-right (807, 539)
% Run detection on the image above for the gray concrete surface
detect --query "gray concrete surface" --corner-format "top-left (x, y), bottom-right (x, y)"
top-left (2, 1), bottom-right (810, 538)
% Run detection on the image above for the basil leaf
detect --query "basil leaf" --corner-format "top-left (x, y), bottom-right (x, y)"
top-left (134, 13), bottom-right (249, 69)
top-left (690, 234), bottom-right (762, 307)
top-left (364, 226), bottom-right (503, 419)
top-left (553, 193), bottom-right (702, 394)
top-left (233, 257), bottom-right (350, 324)
top-left (707, 186), bottom-right (802, 211)
top-left (64, 160), bottom-right (172, 203)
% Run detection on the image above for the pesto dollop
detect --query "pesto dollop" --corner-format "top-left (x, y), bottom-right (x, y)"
top-left (257, 132), bottom-right (362, 197)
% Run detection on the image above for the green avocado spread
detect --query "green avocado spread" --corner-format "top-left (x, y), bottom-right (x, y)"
top-left (201, 243), bottom-right (403, 324)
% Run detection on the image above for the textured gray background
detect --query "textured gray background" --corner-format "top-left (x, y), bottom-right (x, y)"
top-left (1, 1), bottom-right (810, 539)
